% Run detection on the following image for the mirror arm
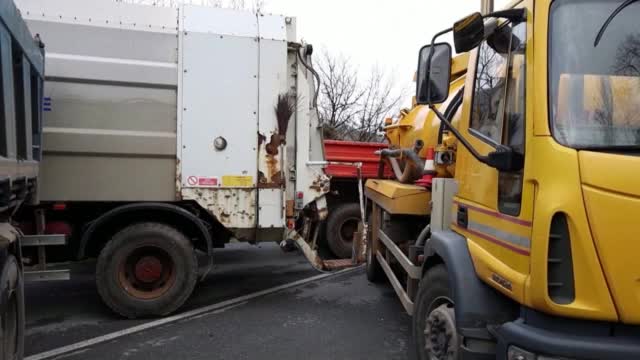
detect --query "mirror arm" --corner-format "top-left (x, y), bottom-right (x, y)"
top-left (482, 8), bottom-right (526, 22)
top-left (429, 104), bottom-right (490, 165)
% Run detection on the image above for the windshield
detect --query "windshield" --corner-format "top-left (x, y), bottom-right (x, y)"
top-left (549, 0), bottom-right (640, 149)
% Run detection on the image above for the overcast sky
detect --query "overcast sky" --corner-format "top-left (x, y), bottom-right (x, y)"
top-left (263, 0), bottom-right (511, 99)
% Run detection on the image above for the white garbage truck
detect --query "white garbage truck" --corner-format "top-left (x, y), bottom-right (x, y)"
top-left (14, 0), bottom-right (348, 319)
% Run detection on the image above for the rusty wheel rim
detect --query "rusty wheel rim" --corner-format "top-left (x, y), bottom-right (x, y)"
top-left (118, 246), bottom-right (176, 300)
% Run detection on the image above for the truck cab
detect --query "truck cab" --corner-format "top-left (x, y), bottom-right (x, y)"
top-left (366, 0), bottom-right (640, 359)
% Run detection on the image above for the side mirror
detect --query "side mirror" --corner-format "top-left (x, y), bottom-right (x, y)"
top-left (453, 12), bottom-right (484, 53)
top-left (416, 43), bottom-right (452, 105)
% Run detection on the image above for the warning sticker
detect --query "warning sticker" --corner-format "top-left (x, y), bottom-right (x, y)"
top-left (185, 176), bottom-right (219, 188)
top-left (222, 175), bottom-right (253, 187)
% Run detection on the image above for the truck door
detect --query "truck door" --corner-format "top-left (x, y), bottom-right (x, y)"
top-left (452, 0), bottom-right (533, 303)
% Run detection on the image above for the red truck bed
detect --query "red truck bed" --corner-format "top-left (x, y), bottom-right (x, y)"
top-left (323, 140), bottom-right (392, 179)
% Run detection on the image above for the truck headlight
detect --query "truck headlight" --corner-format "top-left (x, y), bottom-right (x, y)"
top-left (508, 346), bottom-right (573, 360)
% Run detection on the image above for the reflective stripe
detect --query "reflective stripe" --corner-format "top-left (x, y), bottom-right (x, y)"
top-left (468, 220), bottom-right (531, 249)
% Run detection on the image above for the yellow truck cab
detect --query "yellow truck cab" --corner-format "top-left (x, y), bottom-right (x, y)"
top-left (365, 1), bottom-right (640, 359)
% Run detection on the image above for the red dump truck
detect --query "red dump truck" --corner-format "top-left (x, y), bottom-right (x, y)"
top-left (322, 140), bottom-right (391, 258)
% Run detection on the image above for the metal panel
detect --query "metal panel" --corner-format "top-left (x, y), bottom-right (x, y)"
top-left (258, 188), bottom-right (283, 228)
top-left (46, 53), bottom-right (177, 87)
top-left (22, 234), bottom-right (66, 246)
top-left (43, 81), bottom-right (176, 133)
top-left (182, 5), bottom-right (257, 37)
top-left (40, 155), bottom-right (175, 201)
top-left (180, 31), bottom-right (258, 188)
top-left (258, 14), bottom-right (286, 41)
top-left (16, 0), bottom-right (178, 34)
top-left (431, 178), bottom-right (458, 232)
top-left (256, 34), bottom-right (287, 228)
top-left (181, 188), bottom-right (256, 229)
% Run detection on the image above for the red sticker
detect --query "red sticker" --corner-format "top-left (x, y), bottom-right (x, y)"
top-left (199, 177), bottom-right (218, 186)
top-left (187, 176), bottom-right (198, 186)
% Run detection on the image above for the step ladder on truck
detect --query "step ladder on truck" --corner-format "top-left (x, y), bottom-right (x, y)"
top-left (365, 0), bottom-right (640, 359)
top-left (0, 0), bottom-right (48, 357)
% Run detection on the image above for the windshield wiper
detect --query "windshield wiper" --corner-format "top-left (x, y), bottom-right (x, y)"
top-left (594, 0), bottom-right (639, 47)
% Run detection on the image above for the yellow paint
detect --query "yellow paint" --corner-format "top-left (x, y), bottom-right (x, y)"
top-left (365, 179), bottom-right (430, 215)
top-left (579, 151), bottom-right (640, 323)
top-left (466, 238), bottom-right (528, 304)
top-left (222, 175), bottom-right (253, 188)
top-left (370, 0), bottom-right (637, 326)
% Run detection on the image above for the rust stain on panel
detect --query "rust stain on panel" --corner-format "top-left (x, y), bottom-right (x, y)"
top-left (175, 158), bottom-right (183, 200)
top-left (286, 200), bottom-right (295, 217)
top-left (258, 131), bottom-right (284, 189)
top-left (182, 188), bottom-right (256, 228)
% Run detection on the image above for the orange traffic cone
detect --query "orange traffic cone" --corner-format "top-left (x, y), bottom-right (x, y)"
top-left (415, 147), bottom-right (436, 188)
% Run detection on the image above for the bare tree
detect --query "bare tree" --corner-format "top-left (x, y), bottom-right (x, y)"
top-left (317, 50), bottom-right (364, 139)
top-left (317, 50), bottom-right (402, 142)
top-left (615, 33), bottom-right (640, 76)
top-left (352, 66), bottom-right (403, 142)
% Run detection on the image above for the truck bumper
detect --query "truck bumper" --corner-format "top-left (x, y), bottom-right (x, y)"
top-left (494, 308), bottom-right (640, 360)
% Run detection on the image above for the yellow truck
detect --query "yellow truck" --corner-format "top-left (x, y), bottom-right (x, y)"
top-left (365, 0), bottom-right (640, 359)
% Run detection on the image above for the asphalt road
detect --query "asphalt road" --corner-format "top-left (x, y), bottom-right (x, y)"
top-left (25, 243), bottom-right (413, 360)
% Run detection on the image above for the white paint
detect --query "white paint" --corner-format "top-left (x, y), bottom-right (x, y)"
top-left (25, 267), bottom-right (362, 360)
top-left (182, 5), bottom-right (258, 37)
top-left (179, 29), bottom-right (259, 188)
top-left (258, 188), bottom-right (284, 228)
top-left (257, 14), bottom-right (287, 41)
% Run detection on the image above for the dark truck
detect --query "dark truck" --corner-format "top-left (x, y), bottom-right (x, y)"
top-left (0, 0), bottom-right (45, 358)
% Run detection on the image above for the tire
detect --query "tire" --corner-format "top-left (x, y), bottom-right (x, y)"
top-left (96, 223), bottom-right (198, 319)
top-left (413, 264), bottom-right (460, 360)
top-left (365, 227), bottom-right (385, 283)
top-left (0, 254), bottom-right (24, 360)
top-left (326, 203), bottom-right (361, 258)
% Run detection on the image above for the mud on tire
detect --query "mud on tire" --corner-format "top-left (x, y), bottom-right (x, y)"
top-left (96, 223), bottom-right (198, 319)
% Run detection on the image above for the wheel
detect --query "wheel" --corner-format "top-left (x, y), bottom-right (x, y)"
top-left (0, 254), bottom-right (24, 360)
top-left (365, 227), bottom-right (385, 283)
top-left (326, 203), bottom-right (361, 258)
top-left (96, 223), bottom-right (198, 319)
top-left (413, 264), bottom-right (459, 360)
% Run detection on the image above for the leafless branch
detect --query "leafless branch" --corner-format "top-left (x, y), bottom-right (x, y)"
top-left (317, 50), bottom-right (403, 142)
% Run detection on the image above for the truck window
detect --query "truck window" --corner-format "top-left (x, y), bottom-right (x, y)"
top-left (469, 25), bottom-right (510, 144)
top-left (549, 0), bottom-right (640, 149)
top-left (498, 21), bottom-right (527, 216)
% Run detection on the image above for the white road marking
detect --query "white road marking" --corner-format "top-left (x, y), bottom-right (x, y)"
top-left (26, 266), bottom-right (362, 360)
